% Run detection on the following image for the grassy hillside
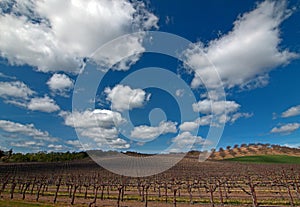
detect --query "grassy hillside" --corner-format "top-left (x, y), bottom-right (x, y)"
top-left (209, 143), bottom-right (300, 161)
top-left (223, 155), bottom-right (300, 164)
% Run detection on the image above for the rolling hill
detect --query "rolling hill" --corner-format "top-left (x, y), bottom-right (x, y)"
top-left (207, 143), bottom-right (300, 163)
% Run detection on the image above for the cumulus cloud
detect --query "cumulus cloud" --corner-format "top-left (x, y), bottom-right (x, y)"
top-left (47, 73), bottom-right (74, 96)
top-left (0, 120), bottom-right (57, 142)
top-left (271, 123), bottom-right (300, 134)
top-left (229, 112), bottom-right (253, 123)
top-left (168, 131), bottom-right (205, 153)
top-left (10, 141), bottom-right (45, 151)
top-left (192, 99), bottom-right (251, 125)
top-left (105, 84), bottom-right (150, 112)
top-left (175, 89), bottom-right (185, 97)
top-left (281, 105), bottom-right (300, 118)
top-left (182, 0), bottom-right (298, 90)
top-left (92, 33), bottom-right (147, 71)
top-left (47, 144), bottom-right (64, 151)
top-left (65, 139), bottom-right (97, 151)
top-left (8, 140), bottom-right (69, 152)
top-left (0, 81), bottom-right (34, 99)
top-left (130, 121), bottom-right (177, 141)
top-left (60, 109), bottom-right (129, 149)
top-left (0, 0), bottom-right (158, 73)
top-left (0, 81), bottom-right (61, 113)
top-left (28, 96), bottom-right (60, 113)
top-left (179, 115), bottom-right (212, 131)
top-left (193, 99), bottom-right (240, 115)
top-left (65, 140), bottom-right (82, 148)
top-left (179, 121), bottom-right (199, 132)
top-left (61, 109), bottom-right (125, 128)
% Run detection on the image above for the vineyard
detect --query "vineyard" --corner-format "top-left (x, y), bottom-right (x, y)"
top-left (1, 156), bottom-right (300, 207)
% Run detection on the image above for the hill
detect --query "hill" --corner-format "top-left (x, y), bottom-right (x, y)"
top-left (208, 143), bottom-right (300, 162)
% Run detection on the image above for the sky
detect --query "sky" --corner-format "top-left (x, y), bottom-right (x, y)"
top-left (0, 0), bottom-right (300, 153)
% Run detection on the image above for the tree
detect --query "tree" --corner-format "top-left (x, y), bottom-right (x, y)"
top-left (8, 149), bottom-right (13, 158)
top-left (0, 150), bottom-right (4, 158)
top-left (241, 143), bottom-right (247, 148)
top-left (229, 149), bottom-right (237, 157)
top-left (219, 148), bottom-right (226, 159)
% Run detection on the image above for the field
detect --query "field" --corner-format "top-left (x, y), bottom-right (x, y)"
top-left (1, 154), bottom-right (300, 207)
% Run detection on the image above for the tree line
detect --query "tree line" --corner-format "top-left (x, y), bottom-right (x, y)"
top-left (0, 149), bottom-right (88, 162)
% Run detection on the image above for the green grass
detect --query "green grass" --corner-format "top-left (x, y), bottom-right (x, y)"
top-left (224, 155), bottom-right (300, 164)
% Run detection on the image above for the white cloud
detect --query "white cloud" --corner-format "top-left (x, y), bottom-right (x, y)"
top-left (283, 143), bottom-right (300, 149)
top-left (28, 96), bottom-right (60, 113)
top-left (175, 89), bottom-right (185, 97)
top-left (61, 109), bottom-right (125, 128)
top-left (0, 120), bottom-right (57, 142)
top-left (47, 73), bottom-right (74, 96)
top-left (271, 123), bottom-right (300, 134)
top-left (92, 33), bottom-right (147, 71)
top-left (105, 84), bottom-right (150, 112)
top-left (0, 0), bottom-right (158, 73)
top-left (0, 72), bottom-right (16, 80)
top-left (9, 140), bottom-right (68, 152)
top-left (179, 121), bottom-right (199, 132)
top-left (10, 141), bottom-right (44, 149)
top-left (172, 132), bottom-right (205, 146)
top-left (65, 139), bottom-right (99, 151)
top-left (281, 105), bottom-right (300, 118)
top-left (0, 81), bottom-right (34, 99)
top-left (4, 100), bottom-right (27, 108)
top-left (182, 1), bottom-right (298, 90)
top-left (217, 112), bottom-right (253, 124)
top-left (169, 131), bottom-right (205, 153)
top-left (197, 115), bottom-right (213, 126)
top-left (0, 81), bottom-right (60, 113)
top-left (60, 109), bottom-right (129, 149)
top-left (66, 140), bottom-right (81, 147)
top-left (193, 99), bottom-right (240, 115)
top-left (179, 115), bottom-right (213, 131)
top-left (200, 90), bottom-right (229, 101)
top-left (192, 99), bottom-right (251, 125)
top-left (130, 121), bottom-right (177, 141)
top-left (48, 144), bottom-right (64, 151)
top-left (229, 112), bottom-right (253, 123)
top-left (107, 138), bottom-right (130, 149)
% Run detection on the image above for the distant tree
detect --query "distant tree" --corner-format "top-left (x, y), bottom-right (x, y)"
top-left (233, 144), bottom-right (239, 149)
top-left (247, 147), bottom-right (256, 154)
top-left (8, 149), bottom-right (13, 157)
top-left (229, 149), bottom-right (237, 157)
top-left (226, 146), bottom-right (231, 150)
top-left (210, 149), bottom-right (216, 159)
top-left (271, 144), bottom-right (280, 150)
top-left (0, 149), bottom-right (4, 158)
top-left (241, 144), bottom-right (247, 148)
top-left (219, 148), bottom-right (226, 159)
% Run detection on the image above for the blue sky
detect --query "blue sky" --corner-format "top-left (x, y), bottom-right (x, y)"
top-left (0, 0), bottom-right (300, 153)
